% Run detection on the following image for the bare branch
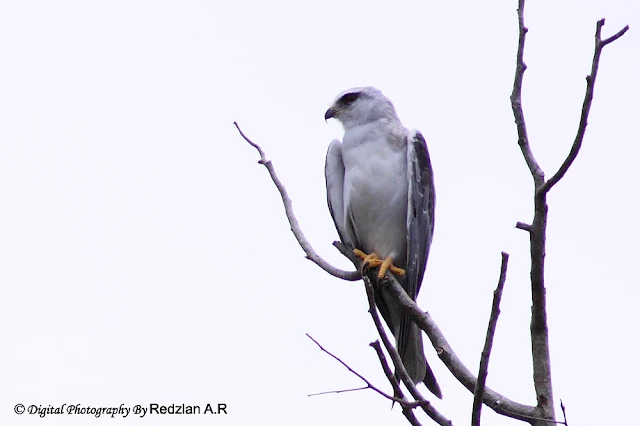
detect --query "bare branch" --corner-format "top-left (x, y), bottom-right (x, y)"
top-left (306, 333), bottom-right (415, 404)
top-left (308, 386), bottom-right (368, 397)
top-left (334, 242), bottom-right (538, 422)
top-left (539, 20), bottom-right (629, 195)
top-left (235, 122), bottom-right (360, 281)
top-left (600, 23), bottom-right (630, 47)
top-left (472, 253), bottom-right (510, 426)
top-left (510, 7), bottom-right (628, 424)
top-left (361, 277), bottom-right (453, 426)
top-left (370, 341), bottom-right (423, 426)
top-left (510, 0), bottom-right (544, 186)
top-left (306, 334), bottom-right (431, 426)
top-left (509, 2), bottom-right (556, 422)
top-left (560, 400), bottom-right (568, 426)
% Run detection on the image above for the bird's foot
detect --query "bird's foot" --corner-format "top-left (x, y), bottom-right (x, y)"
top-left (353, 249), bottom-right (406, 279)
top-left (377, 256), bottom-right (406, 279)
top-left (353, 249), bottom-right (381, 273)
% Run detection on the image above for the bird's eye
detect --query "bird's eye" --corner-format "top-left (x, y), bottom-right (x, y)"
top-left (340, 92), bottom-right (360, 106)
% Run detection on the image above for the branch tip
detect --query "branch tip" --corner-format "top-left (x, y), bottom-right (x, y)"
top-left (541, 18), bottom-right (629, 194)
top-left (471, 253), bottom-right (510, 426)
top-left (601, 24), bottom-right (630, 47)
top-left (235, 122), bottom-right (361, 281)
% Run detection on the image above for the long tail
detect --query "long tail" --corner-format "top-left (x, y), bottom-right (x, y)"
top-left (402, 322), bottom-right (442, 399)
top-left (423, 358), bottom-right (442, 399)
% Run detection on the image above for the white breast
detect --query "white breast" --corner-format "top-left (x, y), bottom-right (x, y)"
top-left (340, 122), bottom-right (408, 264)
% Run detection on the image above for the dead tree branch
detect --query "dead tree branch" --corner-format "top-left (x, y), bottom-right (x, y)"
top-left (560, 400), bottom-right (568, 426)
top-left (305, 334), bottom-right (411, 405)
top-left (510, 1), bottom-right (628, 424)
top-left (539, 20), bottom-right (630, 195)
top-left (472, 252), bottom-right (510, 426)
top-left (510, 0), bottom-right (544, 187)
top-left (236, 120), bottom-right (525, 422)
top-left (234, 122), bottom-right (360, 281)
top-left (335, 242), bottom-right (537, 423)
top-left (236, 5), bottom-right (628, 423)
top-left (369, 340), bottom-right (405, 404)
top-left (511, 1), bottom-right (556, 420)
top-left (305, 333), bottom-right (434, 426)
top-left (362, 276), bottom-right (452, 426)
top-left (370, 341), bottom-right (424, 426)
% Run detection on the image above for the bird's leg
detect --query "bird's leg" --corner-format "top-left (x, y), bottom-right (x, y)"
top-left (353, 249), bottom-right (405, 278)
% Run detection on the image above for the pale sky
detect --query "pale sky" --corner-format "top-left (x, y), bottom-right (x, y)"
top-left (1, 1), bottom-right (638, 425)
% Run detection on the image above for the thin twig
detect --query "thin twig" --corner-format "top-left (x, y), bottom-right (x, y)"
top-left (471, 253), bottom-right (510, 426)
top-left (515, 222), bottom-right (532, 232)
top-left (370, 341), bottom-right (423, 426)
top-left (305, 334), bottom-right (421, 407)
top-left (235, 122), bottom-right (360, 281)
top-left (539, 20), bottom-right (629, 195)
top-left (308, 386), bottom-right (369, 397)
top-left (510, 0), bottom-right (544, 186)
top-left (560, 399), bottom-right (568, 426)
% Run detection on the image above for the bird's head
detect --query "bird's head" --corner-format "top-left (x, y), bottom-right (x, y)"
top-left (325, 87), bottom-right (399, 129)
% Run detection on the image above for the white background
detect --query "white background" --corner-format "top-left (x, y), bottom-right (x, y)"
top-left (1, 1), bottom-right (638, 425)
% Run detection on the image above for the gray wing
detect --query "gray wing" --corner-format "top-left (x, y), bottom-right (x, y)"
top-left (406, 130), bottom-right (435, 297)
top-left (325, 139), bottom-right (349, 245)
top-left (396, 130), bottom-right (435, 359)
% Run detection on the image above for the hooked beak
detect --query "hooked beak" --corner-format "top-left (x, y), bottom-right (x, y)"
top-left (324, 106), bottom-right (337, 121)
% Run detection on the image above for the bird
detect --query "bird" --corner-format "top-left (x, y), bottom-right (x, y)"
top-left (324, 87), bottom-right (441, 398)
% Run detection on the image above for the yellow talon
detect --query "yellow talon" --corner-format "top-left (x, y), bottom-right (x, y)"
top-left (353, 249), bottom-right (406, 278)
top-left (379, 256), bottom-right (405, 278)
top-left (353, 249), bottom-right (369, 259)
top-left (353, 249), bottom-right (381, 273)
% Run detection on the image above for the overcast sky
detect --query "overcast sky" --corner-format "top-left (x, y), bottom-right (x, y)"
top-left (1, 1), bottom-right (638, 425)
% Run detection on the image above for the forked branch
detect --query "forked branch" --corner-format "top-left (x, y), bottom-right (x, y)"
top-left (510, 1), bottom-right (628, 424)
top-left (539, 20), bottom-right (630, 195)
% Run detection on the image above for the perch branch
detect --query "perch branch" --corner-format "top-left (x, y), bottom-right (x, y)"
top-left (335, 242), bottom-right (537, 422)
top-left (539, 20), bottom-right (629, 195)
top-left (235, 122), bottom-right (360, 281)
top-left (363, 277), bottom-right (452, 426)
top-left (471, 252), bottom-right (510, 426)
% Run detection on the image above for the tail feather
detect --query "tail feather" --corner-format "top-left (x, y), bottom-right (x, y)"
top-left (423, 359), bottom-right (442, 399)
top-left (401, 322), bottom-right (442, 399)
